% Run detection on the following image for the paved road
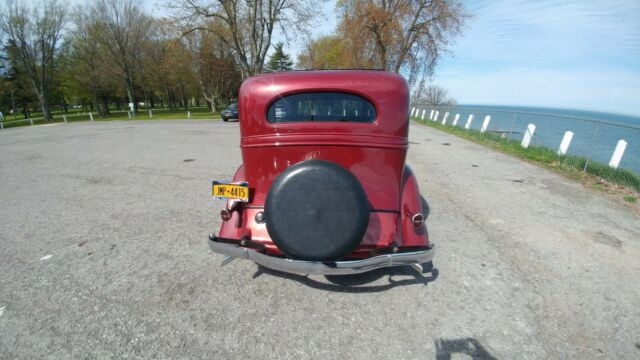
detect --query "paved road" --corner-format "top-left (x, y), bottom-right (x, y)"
top-left (0, 120), bottom-right (638, 359)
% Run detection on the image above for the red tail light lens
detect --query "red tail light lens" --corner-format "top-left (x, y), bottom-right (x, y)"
top-left (221, 209), bottom-right (232, 221)
top-left (411, 213), bottom-right (424, 228)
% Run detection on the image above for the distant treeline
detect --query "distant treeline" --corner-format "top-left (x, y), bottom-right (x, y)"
top-left (0, 0), bottom-right (468, 121)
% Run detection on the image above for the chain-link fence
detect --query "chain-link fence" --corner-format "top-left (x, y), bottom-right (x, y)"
top-left (411, 105), bottom-right (640, 193)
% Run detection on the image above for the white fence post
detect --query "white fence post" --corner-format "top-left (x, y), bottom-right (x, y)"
top-left (419, 109), bottom-right (424, 120)
top-left (464, 114), bottom-right (474, 129)
top-left (410, 107), bottom-right (415, 117)
top-left (127, 111), bottom-right (132, 119)
top-left (187, 111), bottom-right (191, 118)
top-left (434, 111), bottom-right (439, 121)
top-left (429, 110), bottom-right (435, 120)
top-left (452, 114), bottom-right (460, 126)
top-left (89, 113), bottom-right (94, 122)
top-left (63, 115), bottom-right (67, 123)
top-left (521, 123), bottom-right (536, 148)
top-left (608, 139), bottom-right (627, 169)
top-left (149, 109), bottom-right (153, 118)
top-left (480, 115), bottom-right (491, 133)
top-left (29, 118), bottom-right (33, 126)
top-left (557, 131), bottom-right (574, 155)
top-left (442, 112), bottom-right (449, 125)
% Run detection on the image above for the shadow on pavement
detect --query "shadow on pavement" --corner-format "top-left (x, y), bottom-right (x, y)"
top-left (421, 195), bottom-right (431, 219)
top-left (435, 338), bottom-right (497, 360)
top-left (253, 261), bottom-right (438, 293)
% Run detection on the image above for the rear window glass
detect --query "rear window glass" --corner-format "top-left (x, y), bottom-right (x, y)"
top-left (267, 92), bottom-right (376, 123)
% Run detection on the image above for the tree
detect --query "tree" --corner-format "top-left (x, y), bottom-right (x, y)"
top-left (184, 31), bottom-right (241, 113)
top-left (337, 0), bottom-right (468, 81)
top-left (91, 0), bottom-right (151, 113)
top-left (297, 35), bottom-right (350, 70)
top-left (0, 42), bottom-right (34, 118)
top-left (68, 7), bottom-right (110, 116)
top-left (265, 42), bottom-right (293, 71)
top-left (172, 0), bottom-right (316, 78)
top-left (414, 84), bottom-right (455, 106)
top-left (0, 0), bottom-right (67, 121)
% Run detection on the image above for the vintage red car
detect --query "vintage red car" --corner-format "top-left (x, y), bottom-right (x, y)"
top-left (209, 70), bottom-right (434, 275)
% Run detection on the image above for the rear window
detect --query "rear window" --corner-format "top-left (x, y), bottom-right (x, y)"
top-left (267, 92), bottom-right (376, 123)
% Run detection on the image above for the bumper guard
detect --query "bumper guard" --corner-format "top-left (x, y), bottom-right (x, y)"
top-left (208, 235), bottom-right (434, 275)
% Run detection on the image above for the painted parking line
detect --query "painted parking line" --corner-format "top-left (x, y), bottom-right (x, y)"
top-left (40, 254), bottom-right (53, 261)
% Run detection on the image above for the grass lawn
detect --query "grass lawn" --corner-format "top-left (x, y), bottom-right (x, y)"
top-left (1, 107), bottom-right (220, 128)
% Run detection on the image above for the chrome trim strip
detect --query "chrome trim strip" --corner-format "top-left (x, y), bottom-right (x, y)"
top-left (231, 205), bottom-right (400, 214)
top-left (208, 237), bottom-right (434, 275)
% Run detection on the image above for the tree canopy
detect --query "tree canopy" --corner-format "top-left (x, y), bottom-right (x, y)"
top-left (298, 0), bottom-right (468, 87)
top-left (0, 0), bottom-right (465, 120)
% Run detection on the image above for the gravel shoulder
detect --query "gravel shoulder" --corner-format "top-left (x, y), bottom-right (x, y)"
top-left (0, 120), bottom-right (638, 359)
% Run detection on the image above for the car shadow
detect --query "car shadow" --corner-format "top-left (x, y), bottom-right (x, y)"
top-left (435, 338), bottom-right (498, 360)
top-left (253, 261), bottom-right (438, 293)
top-left (421, 195), bottom-right (431, 219)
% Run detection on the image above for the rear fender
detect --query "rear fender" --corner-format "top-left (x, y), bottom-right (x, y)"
top-left (399, 165), bottom-right (429, 247)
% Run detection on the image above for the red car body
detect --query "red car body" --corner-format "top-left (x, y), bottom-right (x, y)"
top-left (209, 70), bottom-right (433, 275)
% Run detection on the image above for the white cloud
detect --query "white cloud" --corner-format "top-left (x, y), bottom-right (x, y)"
top-left (454, 0), bottom-right (640, 62)
top-left (436, 67), bottom-right (640, 116)
top-left (435, 0), bottom-right (640, 116)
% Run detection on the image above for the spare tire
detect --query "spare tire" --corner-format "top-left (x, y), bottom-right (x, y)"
top-left (265, 160), bottom-right (369, 261)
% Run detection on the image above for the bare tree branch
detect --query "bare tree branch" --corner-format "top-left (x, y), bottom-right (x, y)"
top-left (0, 0), bottom-right (66, 120)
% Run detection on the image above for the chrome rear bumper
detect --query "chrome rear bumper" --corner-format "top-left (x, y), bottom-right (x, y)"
top-left (208, 235), bottom-right (434, 275)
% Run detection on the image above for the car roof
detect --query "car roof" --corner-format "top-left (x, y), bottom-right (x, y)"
top-left (238, 70), bottom-right (410, 139)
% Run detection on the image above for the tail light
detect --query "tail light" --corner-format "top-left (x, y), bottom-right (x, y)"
top-left (411, 213), bottom-right (424, 228)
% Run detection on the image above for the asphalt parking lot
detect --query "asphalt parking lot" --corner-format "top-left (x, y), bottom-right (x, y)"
top-left (1, 120), bottom-right (639, 359)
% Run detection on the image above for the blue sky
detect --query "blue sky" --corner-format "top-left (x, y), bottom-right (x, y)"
top-left (145, 0), bottom-right (640, 116)
top-left (434, 1), bottom-right (640, 116)
top-left (280, 0), bottom-right (640, 116)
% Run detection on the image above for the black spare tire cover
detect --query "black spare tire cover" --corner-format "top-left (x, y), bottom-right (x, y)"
top-left (265, 160), bottom-right (369, 261)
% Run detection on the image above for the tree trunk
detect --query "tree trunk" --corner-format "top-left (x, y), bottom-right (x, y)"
top-left (10, 89), bottom-right (16, 114)
top-left (125, 66), bottom-right (137, 112)
top-left (37, 93), bottom-right (52, 121)
top-left (166, 89), bottom-right (173, 110)
top-left (99, 95), bottom-right (110, 116)
top-left (126, 85), bottom-right (136, 113)
top-left (180, 85), bottom-right (188, 109)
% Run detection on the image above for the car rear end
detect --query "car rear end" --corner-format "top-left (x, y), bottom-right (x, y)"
top-left (210, 70), bottom-right (433, 274)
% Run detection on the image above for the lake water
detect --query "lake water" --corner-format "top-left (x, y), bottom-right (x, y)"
top-left (423, 105), bottom-right (640, 173)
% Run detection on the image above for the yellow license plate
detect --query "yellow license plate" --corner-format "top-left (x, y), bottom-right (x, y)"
top-left (212, 181), bottom-right (249, 202)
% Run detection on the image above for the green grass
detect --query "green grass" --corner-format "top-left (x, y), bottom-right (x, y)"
top-left (412, 117), bottom-right (640, 194)
top-left (624, 195), bottom-right (637, 203)
top-left (1, 108), bottom-right (88, 122)
top-left (1, 107), bottom-right (221, 129)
